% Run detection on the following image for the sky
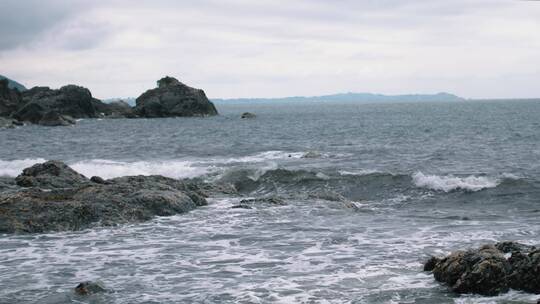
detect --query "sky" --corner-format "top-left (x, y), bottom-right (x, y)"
top-left (0, 0), bottom-right (539, 99)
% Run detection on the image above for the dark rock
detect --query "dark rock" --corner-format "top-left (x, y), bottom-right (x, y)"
top-left (74, 281), bottom-right (107, 295)
top-left (93, 99), bottom-right (137, 118)
top-left (0, 161), bottom-right (208, 233)
top-left (134, 76), bottom-right (218, 118)
top-left (426, 242), bottom-right (540, 296)
top-left (232, 196), bottom-right (286, 209)
top-left (241, 112), bottom-right (256, 119)
top-left (424, 256), bottom-right (440, 271)
top-left (231, 204), bottom-right (252, 209)
top-left (105, 100), bottom-right (137, 118)
top-left (507, 249), bottom-right (540, 293)
top-left (90, 176), bottom-right (107, 184)
top-left (13, 85), bottom-right (108, 124)
top-left (0, 78), bottom-right (23, 117)
top-left (38, 111), bottom-right (75, 126)
top-left (15, 160), bottom-right (88, 188)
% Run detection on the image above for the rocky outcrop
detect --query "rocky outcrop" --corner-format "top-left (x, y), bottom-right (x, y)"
top-left (134, 76), bottom-right (218, 118)
top-left (13, 85), bottom-right (103, 124)
top-left (0, 161), bottom-right (209, 233)
top-left (241, 112), bottom-right (256, 119)
top-left (425, 242), bottom-right (540, 296)
top-left (0, 78), bottom-right (23, 117)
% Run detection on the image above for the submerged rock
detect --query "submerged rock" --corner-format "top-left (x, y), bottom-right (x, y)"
top-left (241, 112), bottom-right (256, 119)
top-left (0, 161), bottom-right (209, 233)
top-left (134, 76), bottom-right (218, 118)
top-left (231, 196), bottom-right (286, 209)
top-left (74, 281), bottom-right (107, 295)
top-left (425, 242), bottom-right (540, 296)
top-left (301, 151), bottom-right (322, 159)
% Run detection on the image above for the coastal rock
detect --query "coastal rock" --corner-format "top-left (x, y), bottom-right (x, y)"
top-left (0, 117), bottom-right (18, 129)
top-left (0, 161), bottom-right (209, 233)
top-left (241, 112), bottom-right (256, 119)
top-left (0, 78), bottom-right (23, 117)
top-left (74, 281), bottom-right (107, 295)
top-left (425, 242), bottom-right (540, 296)
top-left (134, 76), bottom-right (218, 118)
top-left (38, 111), bottom-right (76, 126)
top-left (105, 100), bottom-right (137, 118)
top-left (13, 85), bottom-right (109, 124)
top-left (15, 160), bottom-right (88, 188)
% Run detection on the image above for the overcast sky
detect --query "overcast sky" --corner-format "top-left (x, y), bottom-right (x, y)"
top-left (0, 0), bottom-right (539, 99)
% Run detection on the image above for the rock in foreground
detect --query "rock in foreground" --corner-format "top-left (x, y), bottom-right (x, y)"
top-left (425, 242), bottom-right (540, 296)
top-left (134, 76), bottom-right (218, 118)
top-left (0, 161), bottom-right (209, 233)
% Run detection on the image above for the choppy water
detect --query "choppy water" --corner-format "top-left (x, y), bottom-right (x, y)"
top-left (1, 100), bottom-right (539, 303)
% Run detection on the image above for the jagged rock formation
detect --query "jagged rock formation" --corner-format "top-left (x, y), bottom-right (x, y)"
top-left (425, 242), bottom-right (540, 296)
top-left (0, 161), bottom-right (211, 233)
top-left (0, 78), bottom-right (23, 117)
top-left (134, 76), bottom-right (218, 117)
top-left (0, 76), bottom-right (219, 126)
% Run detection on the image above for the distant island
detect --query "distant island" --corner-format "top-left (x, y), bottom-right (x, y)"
top-left (212, 92), bottom-right (465, 104)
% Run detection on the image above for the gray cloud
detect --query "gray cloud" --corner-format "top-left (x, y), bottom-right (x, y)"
top-left (0, 0), bottom-right (539, 99)
top-left (0, 0), bottom-right (94, 50)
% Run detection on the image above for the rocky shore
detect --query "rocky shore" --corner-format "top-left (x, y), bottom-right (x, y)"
top-left (0, 76), bottom-right (218, 127)
top-left (0, 161), bottom-right (231, 233)
top-left (424, 241), bottom-right (540, 296)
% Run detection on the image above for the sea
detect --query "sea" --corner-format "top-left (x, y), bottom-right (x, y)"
top-left (0, 100), bottom-right (539, 303)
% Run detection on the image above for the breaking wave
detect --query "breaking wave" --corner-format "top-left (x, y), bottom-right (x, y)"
top-left (412, 172), bottom-right (500, 192)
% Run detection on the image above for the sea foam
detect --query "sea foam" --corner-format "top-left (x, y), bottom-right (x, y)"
top-left (0, 158), bottom-right (47, 177)
top-left (70, 159), bottom-right (213, 179)
top-left (412, 172), bottom-right (500, 192)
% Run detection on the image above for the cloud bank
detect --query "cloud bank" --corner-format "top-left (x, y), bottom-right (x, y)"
top-left (0, 0), bottom-right (539, 99)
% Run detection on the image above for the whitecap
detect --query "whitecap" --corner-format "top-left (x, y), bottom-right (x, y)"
top-left (412, 172), bottom-right (500, 192)
top-left (70, 159), bottom-right (213, 179)
top-left (0, 158), bottom-right (48, 177)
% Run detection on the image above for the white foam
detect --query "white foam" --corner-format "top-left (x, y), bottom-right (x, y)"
top-left (70, 159), bottom-right (213, 179)
top-left (412, 172), bottom-right (500, 192)
top-left (219, 150), bottom-right (304, 164)
top-left (0, 158), bottom-right (47, 177)
top-left (338, 169), bottom-right (379, 176)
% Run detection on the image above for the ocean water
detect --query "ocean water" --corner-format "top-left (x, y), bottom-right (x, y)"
top-left (0, 100), bottom-right (539, 303)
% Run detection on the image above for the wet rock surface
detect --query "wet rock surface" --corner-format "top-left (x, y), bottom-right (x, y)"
top-left (425, 242), bottom-right (540, 296)
top-left (241, 112), bottom-right (256, 119)
top-left (0, 161), bottom-right (214, 234)
top-left (134, 76), bottom-right (218, 118)
top-left (74, 281), bottom-right (107, 295)
top-left (231, 196), bottom-right (286, 209)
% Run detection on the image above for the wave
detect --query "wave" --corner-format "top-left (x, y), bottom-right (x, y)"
top-left (412, 172), bottom-right (500, 192)
top-left (217, 150), bottom-right (304, 164)
top-left (0, 158), bottom-right (213, 179)
top-left (70, 159), bottom-right (214, 179)
top-left (0, 158), bottom-right (47, 177)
